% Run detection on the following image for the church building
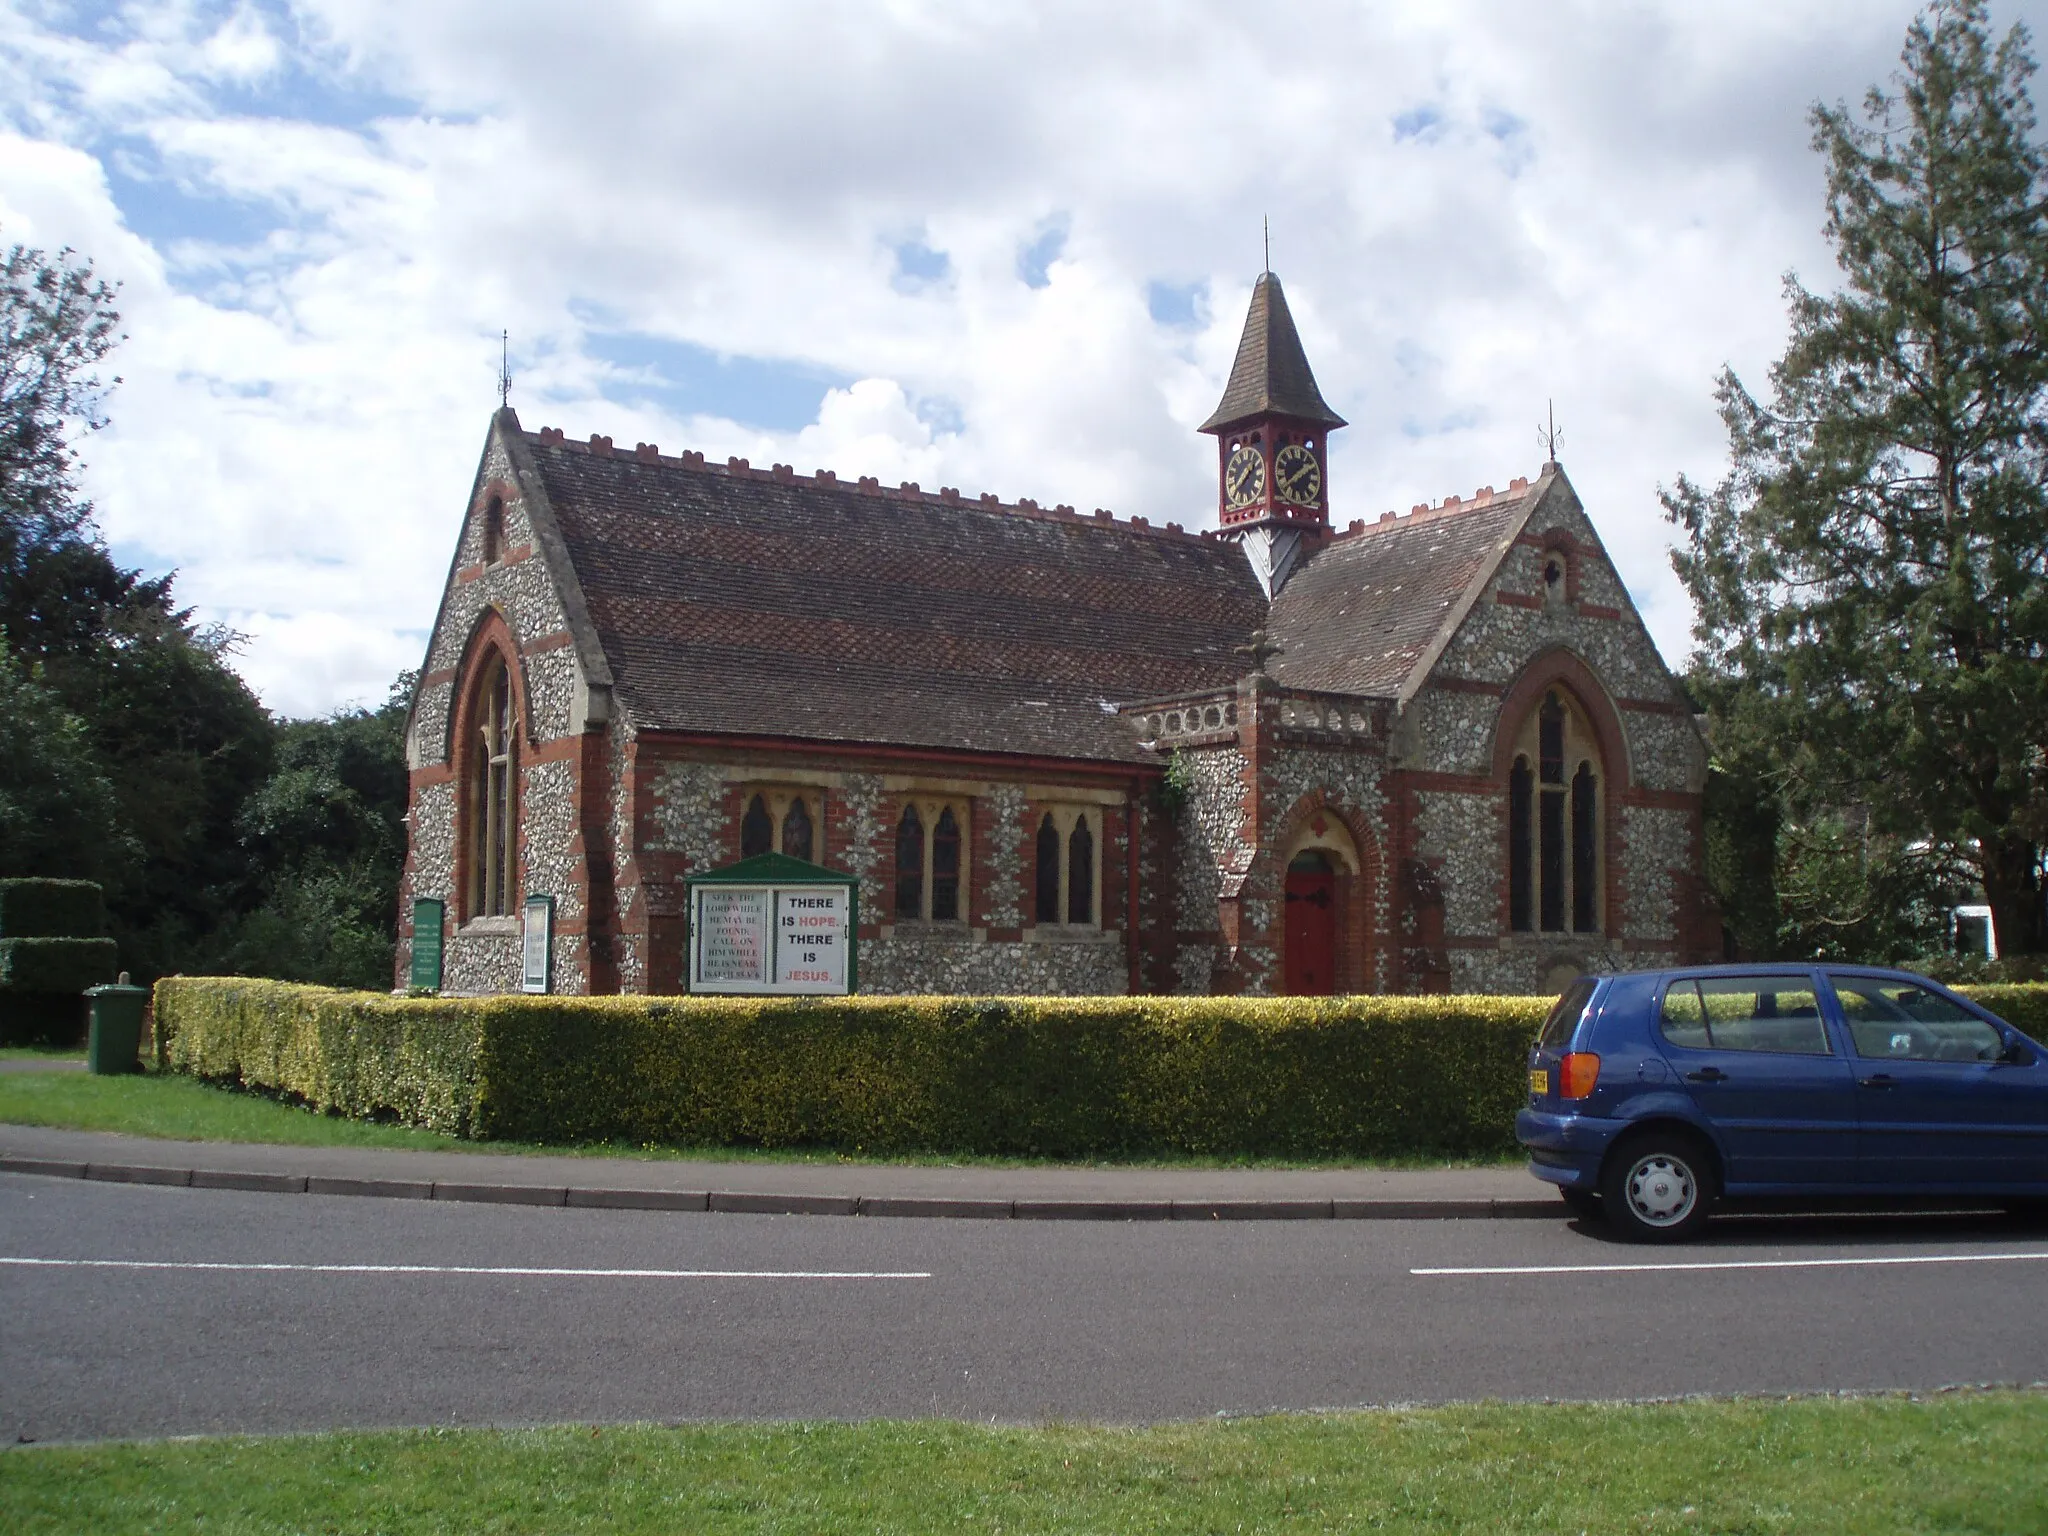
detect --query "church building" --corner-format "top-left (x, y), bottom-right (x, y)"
top-left (396, 271), bottom-right (1719, 997)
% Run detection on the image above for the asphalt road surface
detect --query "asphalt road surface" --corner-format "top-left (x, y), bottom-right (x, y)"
top-left (7, 1172), bottom-right (2048, 1442)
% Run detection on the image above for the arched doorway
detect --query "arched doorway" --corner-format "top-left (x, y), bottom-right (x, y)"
top-left (1284, 850), bottom-right (1337, 995)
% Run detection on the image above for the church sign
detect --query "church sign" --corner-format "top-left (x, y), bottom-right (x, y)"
top-left (684, 853), bottom-right (859, 996)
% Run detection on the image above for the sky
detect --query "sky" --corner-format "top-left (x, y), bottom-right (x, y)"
top-left (3, 0), bottom-right (2044, 719)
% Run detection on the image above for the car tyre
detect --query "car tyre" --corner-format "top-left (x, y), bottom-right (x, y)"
top-left (1559, 1187), bottom-right (1602, 1221)
top-left (1600, 1132), bottom-right (1715, 1243)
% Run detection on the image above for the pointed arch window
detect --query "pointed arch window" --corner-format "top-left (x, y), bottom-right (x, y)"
top-left (895, 805), bottom-right (924, 920)
top-left (741, 794), bottom-right (775, 859)
top-left (737, 786), bottom-right (827, 864)
top-left (892, 796), bottom-right (972, 924)
top-left (1030, 805), bottom-right (1102, 929)
top-left (468, 658), bottom-right (516, 918)
top-left (1067, 819), bottom-right (1094, 924)
top-left (782, 797), bottom-right (813, 863)
top-left (1508, 689), bottom-right (1602, 935)
top-left (1035, 815), bottom-right (1061, 923)
top-left (481, 496), bottom-right (505, 566)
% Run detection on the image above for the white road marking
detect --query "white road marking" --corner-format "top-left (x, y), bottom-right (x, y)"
top-left (0, 1257), bottom-right (929, 1280)
top-left (1415, 1250), bottom-right (2048, 1277)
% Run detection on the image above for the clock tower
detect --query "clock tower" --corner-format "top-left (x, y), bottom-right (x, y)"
top-left (1199, 269), bottom-right (1346, 598)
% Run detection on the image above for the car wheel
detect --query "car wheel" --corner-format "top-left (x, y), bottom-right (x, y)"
top-left (1559, 1187), bottom-right (1602, 1220)
top-left (1600, 1133), bottom-right (1714, 1243)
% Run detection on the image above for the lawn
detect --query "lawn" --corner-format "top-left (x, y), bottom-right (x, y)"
top-left (0, 1062), bottom-right (1516, 1172)
top-left (3, 1393), bottom-right (2044, 1534)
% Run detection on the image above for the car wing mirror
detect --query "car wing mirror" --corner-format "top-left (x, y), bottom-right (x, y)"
top-left (1999, 1037), bottom-right (2034, 1066)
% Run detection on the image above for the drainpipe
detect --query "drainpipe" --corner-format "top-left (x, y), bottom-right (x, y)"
top-left (1127, 779), bottom-right (1143, 994)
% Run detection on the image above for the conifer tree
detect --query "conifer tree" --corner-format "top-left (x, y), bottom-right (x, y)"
top-left (1668, 0), bottom-right (2048, 956)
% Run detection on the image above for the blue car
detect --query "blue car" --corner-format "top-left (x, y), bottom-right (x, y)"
top-left (1516, 964), bottom-right (2048, 1241)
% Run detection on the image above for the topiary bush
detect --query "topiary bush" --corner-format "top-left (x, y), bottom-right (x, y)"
top-left (0, 878), bottom-right (118, 1046)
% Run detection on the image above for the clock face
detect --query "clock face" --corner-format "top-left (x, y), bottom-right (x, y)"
top-left (1225, 444), bottom-right (1266, 508)
top-left (1274, 443), bottom-right (1323, 505)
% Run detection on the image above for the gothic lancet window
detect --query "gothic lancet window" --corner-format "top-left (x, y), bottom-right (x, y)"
top-left (482, 496), bottom-right (505, 565)
top-left (1030, 806), bottom-right (1101, 929)
top-left (469, 659), bottom-right (516, 918)
top-left (1572, 764), bottom-right (1598, 932)
top-left (1067, 819), bottom-right (1094, 924)
top-left (895, 805), bottom-right (924, 920)
top-left (738, 787), bottom-right (825, 863)
top-left (931, 808), bottom-right (962, 922)
top-left (1035, 815), bottom-right (1061, 923)
top-left (1509, 758), bottom-right (1534, 932)
top-left (741, 795), bottom-right (774, 859)
top-left (782, 798), bottom-right (813, 863)
top-left (892, 798), bottom-right (971, 923)
top-left (1508, 689), bottom-right (1602, 935)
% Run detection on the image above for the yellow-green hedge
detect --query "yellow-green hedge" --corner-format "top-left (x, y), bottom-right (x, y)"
top-left (156, 978), bottom-right (2048, 1158)
top-left (154, 978), bottom-right (1549, 1156)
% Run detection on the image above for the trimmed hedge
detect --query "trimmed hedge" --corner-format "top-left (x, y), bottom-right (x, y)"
top-left (0, 936), bottom-right (120, 993)
top-left (156, 979), bottom-right (1548, 1156)
top-left (0, 878), bottom-right (106, 939)
top-left (155, 977), bottom-right (2048, 1159)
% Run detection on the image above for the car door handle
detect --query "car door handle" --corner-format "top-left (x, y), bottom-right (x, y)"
top-left (1860, 1074), bottom-right (1898, 1089)
top-left (1685, 1067), bottom-right (1728, 1083)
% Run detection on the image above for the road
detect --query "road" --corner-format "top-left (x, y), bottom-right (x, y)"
top-left (6, 1172), bottom-right (2048, 1442)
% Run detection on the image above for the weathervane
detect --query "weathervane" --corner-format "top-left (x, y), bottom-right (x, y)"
top-left (498, 329), bottom-right (513, 408)
top-left (1539, 398), bottom-right (1562, 464)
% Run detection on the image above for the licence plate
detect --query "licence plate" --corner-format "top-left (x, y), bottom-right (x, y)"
top-left (1529, 1069), bottom-right (1548, 1095)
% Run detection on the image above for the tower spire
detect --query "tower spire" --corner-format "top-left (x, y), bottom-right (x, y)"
top-left (1199, 272), bottom-right (1345, 435)
top-left (1199, 271), bottom-right (1347, 599)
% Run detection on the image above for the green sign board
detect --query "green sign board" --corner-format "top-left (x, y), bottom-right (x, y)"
top-left (409, 899), bottom-right (444, 991)
top-left (683, 852), bottom-right (859, 996)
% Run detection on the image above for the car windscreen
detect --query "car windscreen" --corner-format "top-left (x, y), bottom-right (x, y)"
top-left (1538, 978), bottom-right (1597, 1049)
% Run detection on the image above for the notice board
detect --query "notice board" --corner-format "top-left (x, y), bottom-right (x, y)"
top-left (684, 853), bottom-right (858, 996)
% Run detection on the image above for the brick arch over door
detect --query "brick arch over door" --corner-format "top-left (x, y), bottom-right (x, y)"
top-left (1269, 792), bottom-right (1383, 995)
top-left (448, 608), bottom-right (533, 921)
top-left (1488, 646), bottom-right (1628, 940)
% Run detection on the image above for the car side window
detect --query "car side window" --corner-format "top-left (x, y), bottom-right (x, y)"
top-left (1658, 981), bottom-right (1710, 1050)
top-left (1831, 978), bottom-right (2003, 1063)
top-left (1672, 974), bottom-right (1831, 1055)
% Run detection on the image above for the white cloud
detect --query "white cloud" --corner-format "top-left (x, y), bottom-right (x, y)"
top-left (3, 0), bottom-right (2042, 716)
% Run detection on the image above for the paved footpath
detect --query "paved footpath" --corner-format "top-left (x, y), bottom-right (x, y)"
top-left (0, 1122), bottom-right (1551, 1221)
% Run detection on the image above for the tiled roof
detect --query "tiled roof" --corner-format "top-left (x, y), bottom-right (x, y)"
top-left (1198, 272), bottom-right (1347, 433)
top-left (526, 435), bottom-right (1268, 763)
top-left (1263, 486), bottom-right (1537, 698)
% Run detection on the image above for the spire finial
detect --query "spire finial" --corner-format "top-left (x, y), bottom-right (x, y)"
top-left (1263, 215), bottom-right (1270, 275)
top-left (1539, 397), bottom-right (1562, 464)
top-left (498, 329), bottom-right (513, 408)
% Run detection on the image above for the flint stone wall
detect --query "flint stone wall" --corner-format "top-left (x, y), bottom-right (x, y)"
top-left (861, 932), bottom-right (1127, 996)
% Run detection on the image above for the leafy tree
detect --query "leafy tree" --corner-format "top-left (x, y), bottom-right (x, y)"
top-left (0, 239), bottom-right (174, 660)
top-left (0, 639), bottom-right (131, 882)
top-left (1667, 0), bottom-right (2048, 957)
top-left (213, 673), bottom-right (414, 990)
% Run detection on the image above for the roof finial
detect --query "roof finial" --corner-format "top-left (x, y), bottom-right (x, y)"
top-left (498, 329), bottom-right (513, 408)
top-left (1539, 397), bottom-right (1562, 465)
top-left (1262, 215), bottom-right (1270, 276)
top-left (1235, 627), bottom-right (1284, 675)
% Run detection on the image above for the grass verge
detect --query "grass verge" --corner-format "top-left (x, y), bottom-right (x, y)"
top-left (3, 1393), bottom-right (2045, 1534)
top-left (0, 1067), bottom-right (1516, 1172)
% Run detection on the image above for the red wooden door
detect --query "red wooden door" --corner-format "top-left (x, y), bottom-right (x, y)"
top-left (1284, 863), bottom-right (1337, 995)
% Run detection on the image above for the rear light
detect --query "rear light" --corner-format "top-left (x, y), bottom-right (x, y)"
top-left (1559, 1052), bottom-right (1602, 1099)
